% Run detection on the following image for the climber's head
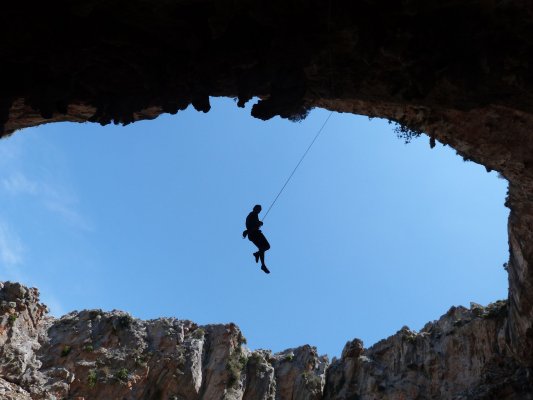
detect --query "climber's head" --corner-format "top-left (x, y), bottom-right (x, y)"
top-left (253, 204), bottom-right (262, 213)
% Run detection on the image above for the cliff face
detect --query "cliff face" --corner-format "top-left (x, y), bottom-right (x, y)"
top-left (325, 303), bottom-right (533, 400)
top-left (1, 282), bottom-right (531, 400)
top-left (0, 282), bottom-right (328, 400)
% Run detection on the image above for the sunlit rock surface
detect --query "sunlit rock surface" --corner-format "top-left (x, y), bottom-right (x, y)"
top-left (324, 303), bottom-right (533, 399)
top-left (1, 282), bottom-right (531, 399)
top-left (0, 282), bottom-right (329, 400)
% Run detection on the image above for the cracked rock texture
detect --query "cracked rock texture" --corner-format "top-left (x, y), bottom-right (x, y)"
top-left (1, 282), bottom-right (531, 399)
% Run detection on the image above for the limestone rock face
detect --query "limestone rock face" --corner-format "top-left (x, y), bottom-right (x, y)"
top-left (1, 282), bottom-right (531, 399)
top-left (0, 282), bottom-right (329, 400)
top-left (0, 378), bottom-right (31, 400)
top-left (0, 282), bottom-right (49, 388)
top-left (324, 303), bottom-right (532, 399)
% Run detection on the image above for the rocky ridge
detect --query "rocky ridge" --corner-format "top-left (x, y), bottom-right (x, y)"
top-left (0, 282), bottom-right (328, 400)
top-left (1, 281), bottom-right (530, 399)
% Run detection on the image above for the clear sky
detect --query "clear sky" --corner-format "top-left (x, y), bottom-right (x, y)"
top-left (0, 97), bottom-right (509, 358)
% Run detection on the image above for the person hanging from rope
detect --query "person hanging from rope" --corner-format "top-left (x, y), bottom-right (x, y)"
top-left (240, 113), bottom-right (333, 274)
top-left (242, 205), bottom-right (271, 274)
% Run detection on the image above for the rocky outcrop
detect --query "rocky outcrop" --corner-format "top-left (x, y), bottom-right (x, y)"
top-left (325, 302), bottom-right (533, 399)
top-left (1, 282), bottom-right (531, 399)
top-left (0, 282), bottom-right (329, 400)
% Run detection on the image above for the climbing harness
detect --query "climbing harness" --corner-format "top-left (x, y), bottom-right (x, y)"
top-left (261, 111), bottom-right (334, 221)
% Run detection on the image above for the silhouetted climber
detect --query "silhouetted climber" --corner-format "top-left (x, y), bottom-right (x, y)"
top-left (243, 205), bottom-right (271, 274)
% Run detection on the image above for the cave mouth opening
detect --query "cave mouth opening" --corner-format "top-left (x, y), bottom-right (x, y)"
top-left (0, 97), bottom-right (509, 357)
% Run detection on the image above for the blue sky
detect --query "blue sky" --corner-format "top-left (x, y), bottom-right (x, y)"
top-left (0, 97), bottom-right (508, 357)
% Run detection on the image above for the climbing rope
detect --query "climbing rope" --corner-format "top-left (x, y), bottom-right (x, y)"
top-left (262, 111), bottom-right (334, 221)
